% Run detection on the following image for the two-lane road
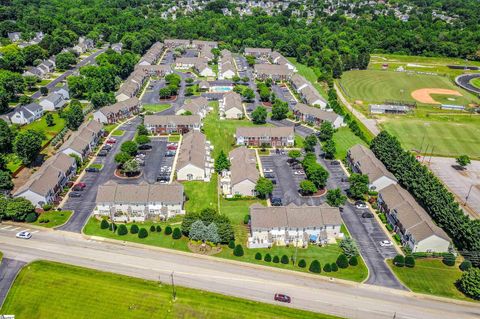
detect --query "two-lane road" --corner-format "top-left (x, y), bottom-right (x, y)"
top-left (0, 229), bottom-right (478, 319)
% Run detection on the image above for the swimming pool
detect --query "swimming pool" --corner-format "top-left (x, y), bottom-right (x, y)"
top-left (210, 86), bottom-right (233, 93)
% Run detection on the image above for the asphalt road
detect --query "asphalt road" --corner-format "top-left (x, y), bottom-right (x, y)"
top-left (455, 73), bottom-right (480, 94)
top-left (0, 229), bottom-right (478, 319)
top-left (0, 258), bottom-right (26, 308)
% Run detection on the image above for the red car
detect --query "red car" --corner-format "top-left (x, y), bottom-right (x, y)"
top-left (167, 145), bottom-right (177, 150)
top-left (274, 293), bottom-right (291, 303)
top-left (106, 138), bottom-right (117, 144)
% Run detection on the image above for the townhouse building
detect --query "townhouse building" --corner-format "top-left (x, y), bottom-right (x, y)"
top-left (236, 126), bottom-right (294, 147)
top-left (60, 120), bottom-right (104, 160)
top-left (253, 64), bottom-right (293, 81)
top-left (293, 103), bottom-right (344, 128)
top-left (176, 97), bottom-right (210, 118)
top-left (93, 97), bottom-right (140, 124)
top-left (144, 114), bottom-right (201, 135)
top-left (221, 91), bottom-right (243, 119)
top-left (245, 47), bottom-right (272, 58)
top-left (176, 131), bottom-right (213, 181)
top-left (221, 147), bottom-right (259, 197)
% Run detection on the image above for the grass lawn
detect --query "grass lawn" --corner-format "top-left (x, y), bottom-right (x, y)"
top-left (103, 123), bottom-right (117, 133)
top-left (168, 135), bottom-right (181, 142)
top-left (21, 113), bottom-right (66, 146)
top-left (32, 210), bottom-right (72, 228)
top-left (294, 134), bottom-right (305, 148)
top-left (333, 127), bottom-right (368, 159)
top-left (5, 153), bottom-right (22, 173)
top-left (287, 58), bottom-right (328, 98)
top-left (88, 163), bottom-right (104, 170)
top-left (387, 259), bottom-right (472, 301)
top-left (111, 129), bottom-right (125, 136)
top-left (182, 174), bottom-right (218, 213)
top-left (471, 77), bottom-right (480, 89)
top-left (380, 114), bottom-right (480, 159)
top-left (1, 261), bottom-right (341, 319)
top-left (142, 104), bottom-right (171, 113)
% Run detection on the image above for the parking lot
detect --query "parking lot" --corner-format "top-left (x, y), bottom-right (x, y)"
top-left (272, 84), bottom-right (297, 108)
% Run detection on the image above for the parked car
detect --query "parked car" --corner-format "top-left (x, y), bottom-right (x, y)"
top-left (380, 240), bottom-right (393, 247)
top-left (271, 197), bottom-right (282, 206)
top-left (167, 145), bottom-right (177, 150)
top-left (330, 160), bottom-right (340, 165)
top-left (270, 179), bottom-right (277, 185)
top-left (138, 144), bottom-right (152, 150)
top-left (264, 172), bottom-right (275, 179)
top-left (73, 185), bottom-right (85, 191)
top-left (165, 151), bottom-right (175, 157)
top-left (69, 192), bottom-right (82, 198)
top-left (263, 168), bottom-right (273, 173)
top-left (97, 150), bottom-right (108, 157)
top-left (293, 170), bottom-right (305, 175)
top-left (85, 167), bottom-right (100, 173)
top-left (274, 294), bottom-right (291, 303)
top-left (101, 145), bottom-right (112, 152)
top-left (355, 201), bottom-right (368, 209)
top-left (362, 212), bottom-right (374, 218)
top-left (106, 138), bottom-right (116, 144)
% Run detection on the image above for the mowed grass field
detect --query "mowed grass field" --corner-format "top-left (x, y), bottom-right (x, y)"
top-left (471, 77), bottom-right (480, 89)
top-left (1, 261), bottom-right (341, 319)
top-left (339, 70), bottom-right (478, 107)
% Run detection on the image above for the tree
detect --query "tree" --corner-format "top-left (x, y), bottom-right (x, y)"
top-left (404, 255), bottom-right (415, 268)
top-left (189, 220), bottom-right (207, 241)
top-left (0, 119), bottom-right (13, 153)
top-left (109, 223), bottom-right (117, 232)
top-left (251, 106), bottom-right (267, 124)
top-left (242, 88), bottom-right (255, 102)
top-left (323, 263), bottom-right (332, 272)
top-left (172, 227), bottom-right (182, 239)
top-left (100, 219), bottom-right (109, 229)
top-left (323, 139), bottom-right (336, 159)
top-left (326, 188), bottom-right (347, 207)
top-left (336, 254), bottom-right (349, 269)
top-left (460, 260), bottom-right (472, 272)
top-left (137, 124), bottom-right (149, 136)
top-left (159, 87), bottom-right (172, 99)
top-left (14, 130), bottom-right (42, 165)
top-left (64, 100), bottom-right (84, 130)
top-left (117, 224), bottom-right (128, 235)
top-left (5, 197), bottom-right (35, 221)
top-left (165, 225), bottom-right (172, 235)
top-left (309, 260), bottom-right (321, 273)
top-left (23, 75), bottom-right (38, 90)
top-left (233, 244), bottom-right (244, 257)
top-left (0, 171), bottom-right (13, 191)
top-left (331, 262), bottom-right (338, 272)
top-left (228, 239), bottom-right (235, 249)
top-left (120, 141), bottom-right (138, 156)
top-left (138, 227), bottom-right (148, 238)
top-left (56, 51), bottom-right (77, 69)
top-left (23, 45), bottom-right (47, 65)
top-left (45, 113), bottom-right (55, 127)
top-left (264, 253), bottom-right (272, 262)
top-left (18, 95), bottom-right (32, 105)
top-left (393, 254), bottom-right (405, 267)
top-left (458, 268), bottom-right (480, 300)
top-left (40, 86), bottom-right (48, 96)
top-left (232, 75), bottom-right (240, 83)
top-left (130, 224), bottom-right (139, 234)
top-left (91, 91), bottom-right (115, 109)
top-left (349, 256), bottom-right (358, 266)
top-left (255, 252), bottom-right (262, 260)
top-left (255, 177), bottom-right (273, 199)
top-left (205, 223), bottom-right (220, 243)
top-left (25, 212), bottom-right (37, 223)
top-left (185, 87), bottom-right (194, 96)
top-left (348, 173), bottom-right (369, 199)
top-left (281, 255), bottom-right (289, 264)
top-left (304, 134), bottom-right (317, 152)
top-left (271, 99), bottom-right (289, 120)
top-left (443, 253), bottom-right (456, 266)
top-left (185, 77), bottom-right (194, 85)
top-left (114, 152), bottom-right (132, 165)
top-left (135, 134), bottom-right (150, 145)
top-left (246, 55), bottom-right (255, 67)
top-left (214, 150), bottom-right (230, 173)
top-left (298, 259), bottom-right (307, 268)
top-left (339, 238), bottom-right (359, 258)
top-left (122, 159), bottom-right (140, 176)
top-left (288, 150), bottom-right (301, 160)
top-left (299, 180), bottom-right (317, 195)
top-left (456, 155), bottom-right (471, 169)
top-left (318, 121), bottom-right (334, 141)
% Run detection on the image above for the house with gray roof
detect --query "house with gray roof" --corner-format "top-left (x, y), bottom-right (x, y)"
top-left (221, 91), bottom-right (243, 119)
top-left (236, 126), bottom-right (294, 147)
top-left (176, 97), bottom-right (210, 118)
top-left (9, 103), bottom-right (44, 125)
top-left (221, 147), bottom-right (259, 197)
top-left (253, 64), bottom-right (293, 81)
top-left (22, 66), bottom-right (46, 79)
top-left (60, 120), bottom-right (103, 160)
top-left (299, 85), bottom-right (327, 108)
top-left (248, 204), bottom-right (343, 248)
top-left (94, 97), bottom-right (140, 124)
top-left (176, 131), bottom-right (213, 181)
top-left (245, 47), bottom-right (272, 58)
top-left (293, 103), bottom-right (344, 128)
top-left (39, 92), bottom-right (67, 111)
top-left (144, 114), bottom-right (201, 135)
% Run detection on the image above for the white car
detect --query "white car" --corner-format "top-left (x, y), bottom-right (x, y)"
top-left (355, 201), bottom-right (368, 209)
top-left (16, 231), bottom-right (32, 239)
top-left (379, 240), bottom-right (393, 247)
top-left (293, 170), bottom-right (305, 175)
top-left (263, 168), bottom-right (273, 173)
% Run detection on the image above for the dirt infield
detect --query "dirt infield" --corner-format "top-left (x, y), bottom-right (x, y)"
top-left (411, 88), bottom-right (462, 104)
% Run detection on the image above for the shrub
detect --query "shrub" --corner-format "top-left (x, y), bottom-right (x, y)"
top-left (309, 260), bottom-right (321, 273)
top-left (255, 252), bottom-right (262, 260)
top-left (172, 227), bottom-right (182, 239)
top-left (117, 224), bottom-right (128, 236)
top-left (336, 254), bottom-right (349, 269)
top-left (460, 260), bottom-right (472, 272)
top-left (457, 268), bottom-right (480, 300)
top-left (264, 253), bottom-right (272, 262)
top-left (165, 225), bottom-right (172, 235)
top-left (323, 263), bottom-right (332, 272)
top-left (443, 253), bottom-right (456, 266)
top-left (25, 212), bottom-right (37, 223)
top-left (298, 259), bottom-right (307, 268)
top-left (386, 224), bottom-right (393, 231)
top-left (150, 225), bottom-right (156, 232)
top-left (281, 255), bottom-right (289, 264)
top-left (349, 256), bottom-right (358, 266)
top-left (243, 214), bottom-right (250, 224)
top-left (273, 256), bottom-right (280, 263)
top-left (109, 223), bottom-right (117, 232)
top-left (228, 240), bottom-right (235, 249)
top-left (42, 204), bottom-right (53, 211)
top-left (156, 225), bottom-right (162, 232)
top-left (138, 228), bottom-right (148, 239)
top-left (233, 244), bottom-right (244, 257)
top-left (100, 219), bottom-right (109, 229)
top-left (331, 263), bottom-right (338, 272)
top-left (393, 254), bottom-right (405, 267)
top-left (130, 224), bottom-right (139, 234)
top-left (405, 255), bottom-right (415, 268)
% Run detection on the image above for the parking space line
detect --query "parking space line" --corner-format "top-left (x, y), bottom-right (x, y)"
top-left (1, 226), bottom-right (12, 230)
top-left (10, 227), bottom-right (20, 231)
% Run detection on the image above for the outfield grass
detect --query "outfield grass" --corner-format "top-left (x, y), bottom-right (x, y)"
top-left (380, 114), bottom-right (480, 159)
top-left (21, 112), bottom-right (66, 146)
top-left (1, 261), bottom-right (342, 319)
top-left (387, 259), bottom-right (471, 301)
top-left (142, 104), bottom-right (171, 113)
top-left (339, 70), bottom-right (478, 107)
top-left (471, 77), bottom-right (480, 89)
top-left (32, 210), bottom-right (72, 228)
top-left (333, 127), bottom-right (368, 159)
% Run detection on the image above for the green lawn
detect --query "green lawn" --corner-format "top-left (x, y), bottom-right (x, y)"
top-left (88, 163), bottom-right (104, 170)
top-left (168, 135), bottom-right (181, 142)
top-left (471, 77), bottom-right (480, 89)
top-left (182, 174), bottom-right (218, 213)
top-left (142, 104), bottom-right (171, 113)
top-left (21, 112), bottom-right (66, 146)
top-left (1, 261), bottom-right (341, 319)
top-left (111, 129), bottom-right (125, 136)
top-left (387, 259), bottom-right (472, 301)
top-left (294, 134), bottom-right (305, 148)
top-left (32, 210), bottom-right (72, 228)
top-left (5, 153), bottom-right (22, 173)
top-left (103, 123), bottom-right (117, 133)
top-left (380, 114), bottom-right (480, 159)
top-left (333, 127), bottom-right (368, 159)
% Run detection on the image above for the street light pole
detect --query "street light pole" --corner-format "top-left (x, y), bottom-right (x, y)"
top-left (170, 271), bottom-right (176, 301)
top-left (464, 184), bottom-right (474, 206)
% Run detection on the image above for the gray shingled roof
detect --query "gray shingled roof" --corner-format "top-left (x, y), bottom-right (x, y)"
top-left (96, 181), bottom-right (183, 204)
top-left (229, 146), bottom-right (259, 185)
top-left (348, 144), bottom-right (397, 183)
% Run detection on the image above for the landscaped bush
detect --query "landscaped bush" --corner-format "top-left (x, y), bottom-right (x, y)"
top-left (386, 224), bottom-right (393, 231)
top-left (336, 254), bottom-right (349, 269)
top-left (117, 224), bottom-right (128, 236)
top-left (228, 240), bottom-right (235, 249)
top-left (349, 256), bottom-right (358, 266)
top-left (309, 260), bottom-right (321, 273)
top-left (156, 225), bottom-right (161, 232)
top-left (393, 254), bottom-right (405, 267)
top-left (404, 255), bottom-right (415, 268)
top-left (233, 244), bottom-right (244, 257)
top-left (243, 214), bottom-right (250, 225)
top-left (281, 255), bottom-right (289, 264)
top-left (298, 259), bottom-right (306, 268)
top-left (443, 253), bottom-right (456, 266)
top-left (25, 212), bottom-right (37, 223)
top-left (150, 225), bottom-right (156, 232)
top-left (138, 228), bottom-right (148, 239)
top-left (109, 223), bottom-right (117, 232)
top-left (379, 213), bottom-right (387, 223)
top-left (339, 238), bottom-right (359, 258)
top-left (264, 253), bottom-right (272, 262)
top-left (459, 260), bottom-right (472, 271)
top-left (255, 252), bottom-right (262, 260)
top-left (323, 263), bottom-right (331, 272)
top-left (165, 225), bottom-right (172, 235)
top-left (331, 263), bottom-right (338, 272)
top-left (273, 256), bottom-right (279, 263)
top-left (100, 219), bottom-right (109, 229)
top-left (457, 268), bottom-right (480, 300)
top-left (42, 204), bottom-right (53, 211)
top-left (130, 224), bottom-right (139, 234)
top-left (393, 234), bottom-right (401, 243)
top-left (172, 227), bottom-right (182, 239)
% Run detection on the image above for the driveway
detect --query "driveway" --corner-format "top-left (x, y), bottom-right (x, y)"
top-left (0, 258), bottom-right (26, 308)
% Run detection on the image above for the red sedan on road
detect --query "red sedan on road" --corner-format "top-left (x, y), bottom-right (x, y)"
top-left (274, 293), bottom-right (291, 303)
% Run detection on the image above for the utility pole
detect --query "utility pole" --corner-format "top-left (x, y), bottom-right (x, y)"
top-left (464, 184), bottom-right (474, 206)
top-left (170, 271), bottom-right (177, 301)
